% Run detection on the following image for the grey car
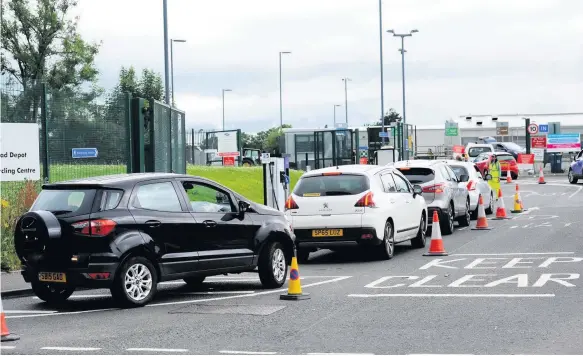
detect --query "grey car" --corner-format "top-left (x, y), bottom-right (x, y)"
top-left (392, 160), bottom-right (470, 235)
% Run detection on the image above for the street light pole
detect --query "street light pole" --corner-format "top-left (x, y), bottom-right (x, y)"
top-left (334, 104), bottom-right (341, 126)
top-left (342, 78), bottom-right (351, 124)
top-left (163, 0), bottom-right (170, 104)
top-left (222, 89), bottom-right (232, 131)
top-left (378, 0), bottom-right (386, 144)
top-left (170, 39), bottom-right (186, 106)
top-left (387, 29), bottom-right (418, 159)
top-left (279, 51), bottom-right (291, 128)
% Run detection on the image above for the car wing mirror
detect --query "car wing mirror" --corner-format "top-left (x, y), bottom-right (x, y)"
top-left (459, 174), bottom-right (469, 182)
top-left (485, 173), bottom-right (492, 180)
top-left (413, 185), bottom-right (423, 195)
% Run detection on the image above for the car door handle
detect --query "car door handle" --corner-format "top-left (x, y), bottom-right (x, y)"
top-left (203, 220), bottom-right (217, 228)
top-left (145, 220), bottom-right (161, 228)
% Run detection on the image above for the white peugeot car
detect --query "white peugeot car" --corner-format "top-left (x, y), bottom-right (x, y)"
top-left (285, 165), bottom-right (428, 262)
top-left (443, 160), bottom-right (494, 219)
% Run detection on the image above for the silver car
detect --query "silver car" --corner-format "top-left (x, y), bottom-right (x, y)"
top-left (392, 160), bottom-right (470, 235)
top-left (443, 160), bottom-right (494, 219)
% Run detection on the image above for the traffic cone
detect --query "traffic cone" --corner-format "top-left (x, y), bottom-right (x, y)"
top-left (511, 184), bottom-right (524, 213)
top-left (423, 211), bottom-right (448, 256)
top-left (472, 195), bottom-right (492, 230)
top-left (506, 169), bottom-right (513, 183)
top-left (538, 166), bottom-right (546, 184)
top-left (280, 253), bottom-right (310, 300)
top-left (1, 297), bottom-right (19, 342)
top-left (495, 188), bottom-right (510, 220)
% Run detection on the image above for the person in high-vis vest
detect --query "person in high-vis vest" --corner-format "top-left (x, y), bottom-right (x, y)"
top-left (488, 154), bottom-right (502, 200)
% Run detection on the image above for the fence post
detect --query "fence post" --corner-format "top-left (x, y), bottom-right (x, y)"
top-left (191, 128), bottom-right (195, 165)
top-left (125, 92), bottom-right (133, 173)
top-left (40, 83), bottom-right (50, 182)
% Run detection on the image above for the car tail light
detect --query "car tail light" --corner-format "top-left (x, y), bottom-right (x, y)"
top-left (466, 180), bottom-right (477, 191)
top-left (355, 191), bottom-right (375, 207)
top-left (284, 196), bottom-right (299, 210)
top-left (422, 183), bottom-right (445, 194)
top-left (72, 219), bottom-right (117, 237)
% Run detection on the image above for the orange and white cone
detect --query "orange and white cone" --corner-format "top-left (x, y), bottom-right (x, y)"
top-left (472, 195), bottom-right (492, 230)
top-left (538, 166), bottom-right (546, 184)
top-left (506, 169), bottom-right (513, 183)
top-left (495, 188), bottom-right (510, 220)
top-left (423, 211), bottom-right (448, 256)
top-left (1, 297), bottom-right (20, 342)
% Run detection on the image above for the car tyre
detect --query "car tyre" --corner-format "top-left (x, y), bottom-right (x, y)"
top-left (485, 192), bottom-right (494, 215)
top-left (457, 199), bottom-right (471, 227)
top-left (184, 276), bottom-right (206, 287)
top-left (471, 196), bottom-right (480, 220)
top-left (378, 220), bottom-right (395, 260)
top-left (258, 241), bottom-right (288, 289)
top-left (411, 214), bottom-right (427, 248)
top-left (111, 256), bottom-right (158, 308)
top-left (31, 282), bottom-right (75, 305)
top-left (440, 203), bottom-right (455, 235)
top-left (568, 169), bottom-right (578, 184)
top-left (296, 248), bottom-right (310, 263)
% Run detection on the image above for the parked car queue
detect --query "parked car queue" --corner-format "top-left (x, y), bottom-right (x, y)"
top-left (285, 159), bottom-right (494, 263)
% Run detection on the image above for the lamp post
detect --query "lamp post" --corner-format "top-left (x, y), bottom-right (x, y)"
top-left (279, 51), bottom-right (292, 127)
top-left (162, 0), bottom-right (170, 104)
top-left (387, 29), bottom-right (418, 159)
top-left (342, 78), bottom-right (351, 124)
top-left (333, 104), bottom-right (341, 126)
top-left (170, 39), bottom-right (186, 106)
top-left (222, 89), bottom-right (232, 131)
top-left (378, 0), bottom-right (385, 143)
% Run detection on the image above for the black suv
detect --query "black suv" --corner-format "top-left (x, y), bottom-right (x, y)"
top-left (14, 173), bottom-right (295, 307)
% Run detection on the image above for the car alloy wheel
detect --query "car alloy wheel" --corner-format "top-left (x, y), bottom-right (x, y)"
top-left (448, 205), bottom-right (455, 232)
top-left (272, 247), bottom-right (286, 283)
top-left (124, 263), bottom-right (153, 302)
top-left (384, 223), bottom-right (394, 257)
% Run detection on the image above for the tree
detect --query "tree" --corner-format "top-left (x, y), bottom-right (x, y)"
top-left (1, 0), bottom-right (101, 90)
top-left (110, 66), bottom-right (164, 101)
top-left (241, 124), bottom-right (292, 154)
top-left (373, 108), bottom-right (402, 126)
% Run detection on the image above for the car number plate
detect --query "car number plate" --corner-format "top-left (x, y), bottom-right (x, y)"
top-left (38, 272), bottom-right (67, 283)
top-left (312, 229), bottom-right (343, 237)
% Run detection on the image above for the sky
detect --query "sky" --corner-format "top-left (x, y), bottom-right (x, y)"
top-left (73, 0), bottom-right (583, 132)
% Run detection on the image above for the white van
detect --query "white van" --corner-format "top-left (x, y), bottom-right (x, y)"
top-left (465, 143), bottom-right (495, 161)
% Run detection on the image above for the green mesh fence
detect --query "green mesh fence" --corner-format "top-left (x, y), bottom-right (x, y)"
top-left (152, 100), bottom-right (172, 172)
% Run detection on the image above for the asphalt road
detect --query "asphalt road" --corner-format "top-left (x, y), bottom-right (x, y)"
top-left (2, 177), bottom-right (582, 355)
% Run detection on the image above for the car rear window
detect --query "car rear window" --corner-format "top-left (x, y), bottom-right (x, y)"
top-left (294, 174), bottom-right (369, 196)
top-left (31, 188), bottom-right (96, 215)
top-left (449, 165), bottom-right (469, 179)
top-left (396, 167), bottom-right (435, 184)
top-left (497, 155), bottom-right (515, 162)
top-left (468, 146), bottom-right (492, 157)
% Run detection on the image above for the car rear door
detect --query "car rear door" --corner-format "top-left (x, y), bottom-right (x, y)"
top-left (378, 171), bottom-right (407, 237)
top-left (391, 172), bottom-right (419, 235)
top-left (128, 180), bottom-right (199, 276)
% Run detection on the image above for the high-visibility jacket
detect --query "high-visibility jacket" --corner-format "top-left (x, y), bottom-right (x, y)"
top-left (489, 160), bottom-right (501, 180)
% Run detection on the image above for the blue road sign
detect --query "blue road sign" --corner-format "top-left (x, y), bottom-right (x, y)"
top-left (72, 148), bottom-right (99, 159)
top-left (379, 132), bottom-right (389, 138)
top-left (538, 124), bottom-right (549, 133)
top-left (358, 146), bottom-right (368, 150)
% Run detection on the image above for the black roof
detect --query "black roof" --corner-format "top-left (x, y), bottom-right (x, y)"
top-left (43, 173), bottom-right (208, 189)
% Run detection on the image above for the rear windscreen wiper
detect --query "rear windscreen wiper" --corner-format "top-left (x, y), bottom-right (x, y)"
top-left (51, 210), bottom-right (73, 215)
top-left (324, 191), bottom-right (352, 196)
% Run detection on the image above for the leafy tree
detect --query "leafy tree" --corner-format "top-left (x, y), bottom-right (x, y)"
top-left (241, 124), bottom-right (292, 154)
top-left (138, 68), bottom-right (164, 101)
top-left (373, 108), bottom-right (402, 126)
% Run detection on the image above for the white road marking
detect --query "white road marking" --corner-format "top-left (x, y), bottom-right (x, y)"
top-left (220, 351), bottom-right (277, 355)
top-left (41, 347), bottom-right (102, 351)
top-left (3, 309), bottom-right (57, 314)
top-left (308, 353), bottom-right (375, 355)
top-left (521, 182), bottom-right (582, 199)
top-left (33, 294), bottom-right (110, 300)
top-left (347, 293), bottom-right (555, 298)
top-left (6, 276), bottom-right (352, 319)
top-left (458, 227), bottom-right (468, 231)
top-left (127, 348), bottom-right (189, 352)
top-left (565, 223), bottom-right (572, 227)
top-left (0, 346), bottom-right (16, 349)
top-left (173, 291), bottom-right (255, 295)
top-left (451, 252), bottom-right (574, 256)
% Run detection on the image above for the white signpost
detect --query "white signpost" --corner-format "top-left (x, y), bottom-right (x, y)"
top-left (0, 123), bottom-right (41, 182)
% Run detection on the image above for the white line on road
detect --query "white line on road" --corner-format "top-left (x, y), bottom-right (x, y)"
top-left (307, 353), bottom-right (375, 355)
top-left (5, 307), bottom-right (117, 319)
top-left (0, 346), bottom-right (16, 350)
top-left (220, 351), bottom-right (277, 355)
top-left (347, 293), bottom-right (555, 298)
top-left (127, 348), bottom-right (189, 352)
top-left (172, 291), bottom-right (256, 295)
top-left (41, 347), bottom-right (102, 351)
top-left (3, 309), bottom-right (57, 314)
top-left (33, 294), bottom-right (110, 300)
top-left (451, 252), bottom-right (574, 256)
top-left (565, 223), bottom-right (572, 227)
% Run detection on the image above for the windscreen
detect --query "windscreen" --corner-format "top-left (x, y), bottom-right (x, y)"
top-left (497, 154), bottom-right (515, 162)
top-left (293, 174), bottom-right (369, 196)
top-left (396, 167), bottom-right (435, 184)
top-left (468, 146), bottom-right (492, 157)
top-left (31, 188), bottom-right (96, 215)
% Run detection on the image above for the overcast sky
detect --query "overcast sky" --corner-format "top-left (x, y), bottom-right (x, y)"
top-left (74, 0), bottom-right (583, 132)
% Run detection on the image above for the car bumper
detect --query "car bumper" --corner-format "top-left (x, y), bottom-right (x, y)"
top-left (21, 253), bottom-right (120, 288)
top-left (294, 227), bottom-right (382, 249)
top-left (427, 206), bottom-right (447, 224)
